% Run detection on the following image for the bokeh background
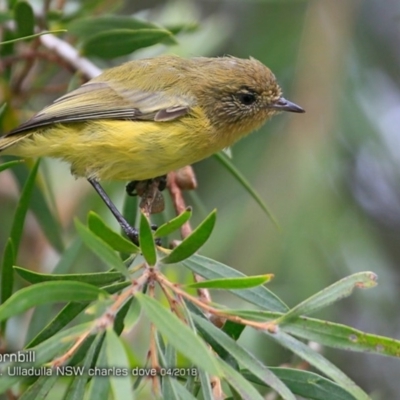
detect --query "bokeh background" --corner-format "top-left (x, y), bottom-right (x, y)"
top-left (1, 0), bottom-right (399, 398)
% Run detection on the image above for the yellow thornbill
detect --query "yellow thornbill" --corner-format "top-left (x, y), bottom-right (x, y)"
top-left (0, 55), bottom-right (304, 242)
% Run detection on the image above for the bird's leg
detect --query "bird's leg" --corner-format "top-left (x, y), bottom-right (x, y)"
top-left (87, 178), bottom-right (139, 245)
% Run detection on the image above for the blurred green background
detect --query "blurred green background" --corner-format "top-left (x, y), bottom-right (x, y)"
top-left (1, 0), bottom-right (399, 398)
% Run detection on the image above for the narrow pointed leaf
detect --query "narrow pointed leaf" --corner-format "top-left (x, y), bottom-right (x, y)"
top-left (170, 379), bottom-right (198, 400)
top-left (106, 328), bottom-right (133, 400)
top-left (229, 309), bottom-right (400, 359)
top-left (82, 29), bottom-right (175, 59)
top-left (14, 1), bottom-right (34, 37)
top-left (187, 274), bottom-right (273, 290)
top-left (268, 331), bottom-right (370, 400)
top-left (19, 375), bottom-right (58, 400)
top-left (86, 340), bottom-right (110, 400)
top-left (0, 30), bottom-right (66, 45)
top-left (136, 293), bottom-right (220, 376)
top-left (64, 334), bottom-right (103, 400)
top-left (88, 211), bottom-right (139, 254)
top-left (26, 281), bottom-right (130, 348)
top-left (75, 219), bottom-right (127, 275)
top-left (0, 159), bottom-right (23, 173)
top-left (198, 369), bottom-right (214, 400)
top-left (193, 314), bottom-right (295, 400)
top-left (1, 239), bottom-right (14, 304)
top-left (243, 368), bottom-right (357, 400)
top-left (154, 207), bottom-right (192, 238)
top-left (275, 272), bottom-right (378, 324)
top-left (11, 161), bottom-right (64, 252)
top-left (156, 335), bottom-right (180, 400)
top-left (218, 358), bottom-right (264, 400)
top-left (1, 239), bottom-right (14, 331)
top-left (68, 15), bottom-right (162, 39)
top-left (14, 267), bottom-right (123, 286)
top-left (215, 152), bottom-right (279, 228)
top-left (122, 297), bottom-right (141, 333)
top-left (0, 323), bottom-right (91, 392)
top-left (182, 254), bottom-right (288, 312)
top-left (26, 302), bottom-right (88, 348)
top-left (139, 212), bottom-right (157, 266)
top-left (0, 281), bottom-right (106, 322)
top-left (161, 210), bottom-right (216, 264)
top-left (10, 159), bottom-right (40, 253)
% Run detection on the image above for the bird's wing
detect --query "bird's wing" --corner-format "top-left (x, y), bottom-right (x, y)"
top-left (9, 80), bottom-right (192, 135)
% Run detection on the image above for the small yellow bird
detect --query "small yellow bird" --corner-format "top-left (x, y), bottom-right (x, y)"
top-left (0, 55), bottom-right (304, 241)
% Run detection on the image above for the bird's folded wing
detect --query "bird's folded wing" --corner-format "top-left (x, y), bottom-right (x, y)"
top-left (8, 81), bottom-right (192, 135)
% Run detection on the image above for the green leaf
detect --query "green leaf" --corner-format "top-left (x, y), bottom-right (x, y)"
top-left (154, 207), bottom-right (192, 238)
top-left (14, 266), bottom-right (123, 286)
top-left (19, 375), bottom-right (58, 400)
top-left (275, 272), bottom-right (378, 324)
top-left (165, 22), bottom-right (199, 35)
top-left (82, 29), bottom-right (175, 59)
top-left (52, 237), bottom-right (82, 274)
top-left (198, 369), bottom-right (214, 400)
top-left (0, 281), bottom-right (106, 322)
top-left (0, 323), bottom-right (91, 392)
top-left (0, 159), bottom-right (23, 173)
top-left (222, 320), bottom-right (246, 342)
top-left (64, 334), bottom-right (104, 400)
top-left (1, 239), bottom-right (14, 331)
top-left (187, 274), bottom-right (273, 290)
top-left (244, 367), bottom-right (357, 400)
top-left (193, 314), bottom-right (295, 400)
top-left (182, 254), bottom-right (288, 312)
top-left (267, 331), bottom-right (370, 400)
top-left (281, 315), bottom-right (400, 359)
top-left (169, 379), bottom-right (199, 400)
top-left (11, 161), bottom-right (64, 253)
top-left (86, 339), bottom-right (110, 400)
top-left (156, 335), bottom-right (181, 400)
top-left (75, 219), bottom-right (127, 275)
top-left (14, 1), bottom-right (34, 38)
top-left (139, 212), bottom-right (157, 266)
top-left (122, 194), bottom-right (138, 231)
top-left (0, 11), bottom-right (12, 24)
top-left (24, 239), bottom-right (83, 343)
top-left (0, 30), bottom-right (66, 45)
top-left (1, 239), bottom-right (14, 304)
top-left (161, 210), bottom-right (216, 264)
top-left (26, 302), bottom-right (88, 348)
top-left (218, 358), bottom-right (264, 400)
top-left (229, 308), bottom-right (400, 359)
top-left (25, 281), bottom-right (129, 348)
top-left (10, 159), bottom-right (40, 254)
top-left (121, 297), bottom-right (141, 333)
top-left (136, 293), bottom-right (220, 376)
top-left (88, 211), bottom-right (139, 254)
top-left (105, 328), bottom-right (133, 400)
top-left (214, 152), bottom-right (279, 228)
top-left (68, 15), bottom-right (162, 39)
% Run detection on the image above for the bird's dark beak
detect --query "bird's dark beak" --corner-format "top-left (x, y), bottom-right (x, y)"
top-left (270, 97), bottom-right (305, 113)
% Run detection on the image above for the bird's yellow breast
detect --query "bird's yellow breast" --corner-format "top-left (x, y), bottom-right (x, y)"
top-left (6, 106), bottom-right (231, 181)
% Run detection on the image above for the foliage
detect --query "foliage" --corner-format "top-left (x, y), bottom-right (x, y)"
top-left (0, 1), bottom-right (399, 399)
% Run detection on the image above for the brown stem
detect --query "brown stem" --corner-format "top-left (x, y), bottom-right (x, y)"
top-left (167, 171), bottom-right (212, 304)
top-left (50, 269), bottom-right (151, 367)
top-left (156, 272), bottom-right (277, 333)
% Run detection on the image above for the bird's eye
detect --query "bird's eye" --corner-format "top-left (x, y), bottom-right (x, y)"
top-left (237, 92), bottom-right (257, 106)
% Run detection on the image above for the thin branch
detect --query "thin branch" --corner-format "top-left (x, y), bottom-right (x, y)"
top-left (39, 33), bottom-right (101, 80)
